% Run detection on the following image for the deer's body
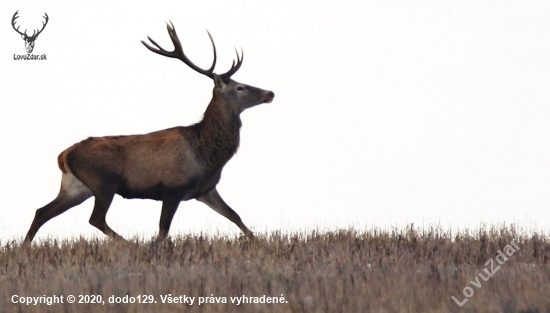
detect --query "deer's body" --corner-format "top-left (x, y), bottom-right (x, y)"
top-left (62, 92), bottom-right (240, 202)
top-left (25, 22), bottom-right (274, 242)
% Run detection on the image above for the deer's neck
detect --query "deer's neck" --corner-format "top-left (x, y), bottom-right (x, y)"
top-left (193, 96), bottom-right (242, 169)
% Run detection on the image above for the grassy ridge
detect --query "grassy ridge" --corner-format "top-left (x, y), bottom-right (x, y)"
top-left (1, 226), bottom-right (549, 312)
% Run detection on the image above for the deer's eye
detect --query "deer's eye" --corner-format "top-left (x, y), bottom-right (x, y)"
top-left (236, 86), bottom-right (245, 92)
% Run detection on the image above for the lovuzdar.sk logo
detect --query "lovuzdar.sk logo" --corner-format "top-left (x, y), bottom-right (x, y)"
top-left (12, 10), bottom-right (48, 60)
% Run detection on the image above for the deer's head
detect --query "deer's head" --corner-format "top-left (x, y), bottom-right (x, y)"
top-left (141, 22), bottom-right (274, 115)
top-left (12, 11), bottom-right (49, 53)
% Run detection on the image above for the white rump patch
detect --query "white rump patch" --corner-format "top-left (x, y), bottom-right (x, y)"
top-left (61, 173), bottom-right (93, 198)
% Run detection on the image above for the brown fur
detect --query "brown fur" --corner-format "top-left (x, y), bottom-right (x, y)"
top-left (57, 150), bottom-right (70, 174)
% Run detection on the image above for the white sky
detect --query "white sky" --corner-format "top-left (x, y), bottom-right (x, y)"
top-left (1, 1), bottom-right (550, 241)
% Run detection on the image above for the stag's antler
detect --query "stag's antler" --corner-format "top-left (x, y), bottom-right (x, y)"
top-left (11, 11), bottom-right (25, 37)
top-left (141, 22), bottom-right (244, 80)
top-left (141, 21), bottom-right (217, 79)
top-left (221, 48), bottom-right (243, 80)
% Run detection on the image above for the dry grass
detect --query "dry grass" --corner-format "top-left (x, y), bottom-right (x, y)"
top-left (1, 225), bottom-right (549, 312)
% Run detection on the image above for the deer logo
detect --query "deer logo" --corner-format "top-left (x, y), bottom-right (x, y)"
top-left (24, 22), bottom-right (275, 243)
top-left (12, 11), bottom-right (49, 53)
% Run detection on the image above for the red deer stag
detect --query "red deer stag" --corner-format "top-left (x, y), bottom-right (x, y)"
top-left (25, 22), bottom-right (274, 243)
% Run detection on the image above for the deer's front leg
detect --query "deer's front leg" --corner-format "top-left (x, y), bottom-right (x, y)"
top-left (196, 188), bottom-right (254, 239)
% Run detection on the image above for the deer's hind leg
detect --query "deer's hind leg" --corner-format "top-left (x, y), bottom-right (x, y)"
top-left (87, 181), bottom-right (124, 241)
top-left (157, 198), bottom-right (181, 241)
top-left (25, 173), bottom-right (93, 243)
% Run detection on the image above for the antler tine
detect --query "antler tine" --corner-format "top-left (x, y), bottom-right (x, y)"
top-left (39, 13), bottom-right (48, 31)
top-left (141, 36), bottom-right (170, 56)
top-left (205, 30), bottom-right (217, 74)
top-left (11, 10), bottom-right (25, 36)
top-left (32, 13), bottom-right (49, 38)
top-left (220, 47), bottom-right (243, 79)
top-left (141, 22), bottom-right (217, 79)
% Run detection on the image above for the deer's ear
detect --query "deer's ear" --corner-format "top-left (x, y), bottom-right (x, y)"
top-left (213, 74), bottom-right (227, 90)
